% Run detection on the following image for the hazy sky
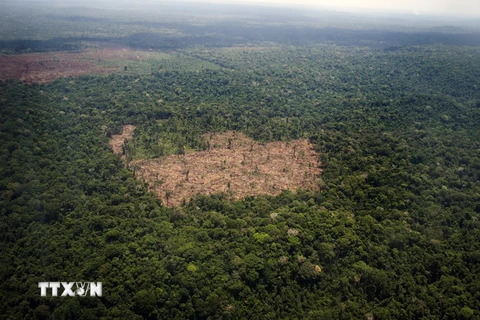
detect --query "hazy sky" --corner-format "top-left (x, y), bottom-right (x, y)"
top-left (194, 0), bottom-right (480, 16)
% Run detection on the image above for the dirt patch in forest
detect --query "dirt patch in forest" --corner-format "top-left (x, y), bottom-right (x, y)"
top-left (110, 125), bottom-right (136, 159)
top-left (0, 43), bottom-right (155, 84)
top-left (111, 127), bottom-right (322, 206)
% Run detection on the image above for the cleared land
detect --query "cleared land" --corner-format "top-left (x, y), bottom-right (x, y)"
top-left (0, 42), bottom-right (218, 83)
top-left (111, 126), bottom-right (322, 206)
top-left (0, 44), bottom-right (139, 83)
top-left (109, 125), bottom-right (136, 159)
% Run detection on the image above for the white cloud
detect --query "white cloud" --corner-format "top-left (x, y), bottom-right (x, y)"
top-left (190, 0), bottom-right (480, 16)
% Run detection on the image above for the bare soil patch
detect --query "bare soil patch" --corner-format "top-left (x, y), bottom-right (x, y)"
top-left (111, 128), bottom-right (322, 207)
top-left (110, 125), bottom-right (136, 159)
top-left (0, 43), bottom-right (153, 84)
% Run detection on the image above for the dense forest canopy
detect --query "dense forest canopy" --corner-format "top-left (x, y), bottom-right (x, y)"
top-left (1, 1), bottom-right (480, 319)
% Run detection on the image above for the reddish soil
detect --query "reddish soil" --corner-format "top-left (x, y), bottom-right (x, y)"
top-left (113, 129), bottom-right (322, 207)
top-left (0, 43), bottom-right (151, 84)
top-left (110, 125), bottom-right (136, 159)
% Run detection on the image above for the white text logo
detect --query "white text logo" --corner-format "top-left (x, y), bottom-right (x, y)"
top-left (38, 282), bottom-right (102, 297)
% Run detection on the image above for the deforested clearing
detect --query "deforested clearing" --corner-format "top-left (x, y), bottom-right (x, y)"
top-left (110, 125), bottom-right (136, 159)
top-left (113, 129), bottom-right (322, 206)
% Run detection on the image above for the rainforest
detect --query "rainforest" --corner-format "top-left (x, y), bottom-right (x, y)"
top-left (1, 0), bottom-right (480, 319)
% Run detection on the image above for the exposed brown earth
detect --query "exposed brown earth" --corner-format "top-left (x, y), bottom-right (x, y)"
top-left (0, 43), bottom-right (153, 84)
top-left (110, 126), bottom-right (322, 207)
top-left (109, 125), bottom-right (136, 159)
